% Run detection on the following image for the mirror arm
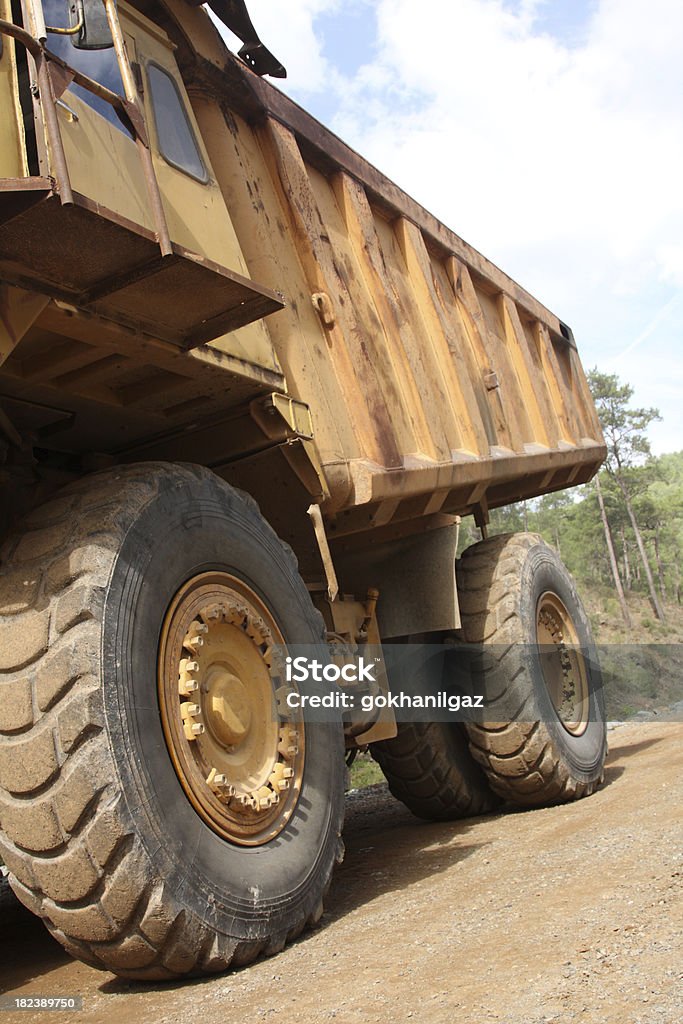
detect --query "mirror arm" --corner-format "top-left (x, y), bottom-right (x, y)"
top-left (45, 18), bottom-right (84, 36)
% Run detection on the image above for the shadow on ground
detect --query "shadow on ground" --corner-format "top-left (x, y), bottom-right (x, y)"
top-left (0, 884), bottom-right (70, 995)
top-left (98, 783), bottom-right (493, 994)
top-left (607, 735), bottom-right (663, 761)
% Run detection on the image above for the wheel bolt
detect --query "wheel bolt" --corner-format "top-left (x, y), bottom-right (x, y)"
top-left (206, 769), bottom-right (235, 799)
top-left (181, 703), bottom-right (201, 719)
top-left (183, 721), bottom-right (204, 740)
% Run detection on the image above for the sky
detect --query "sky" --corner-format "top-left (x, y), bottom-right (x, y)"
top-left (217, 0), bottom-right (683, 455)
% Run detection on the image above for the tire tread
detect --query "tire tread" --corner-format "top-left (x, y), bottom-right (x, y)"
top-left (372, 720), bottom-right (500, 820)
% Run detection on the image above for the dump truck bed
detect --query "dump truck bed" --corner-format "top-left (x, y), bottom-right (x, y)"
top-left (174, 1), bottom-right (605, 529)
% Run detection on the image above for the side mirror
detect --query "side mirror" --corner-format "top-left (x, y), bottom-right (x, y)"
top-left (69, 0), bottom-right (114, 50)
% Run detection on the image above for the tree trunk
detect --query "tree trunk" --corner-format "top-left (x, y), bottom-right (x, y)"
top-left (620, 525), bottom-right (631, 590)
top-left (595, 475), bottom-right (631, 629)
top-left (614, 473), bottom-right (665, 621)
top-left (653, 524), bottom-right (667, 603)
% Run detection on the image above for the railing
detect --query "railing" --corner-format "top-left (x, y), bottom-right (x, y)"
top-left (0, 0), bottom-right (172, 255)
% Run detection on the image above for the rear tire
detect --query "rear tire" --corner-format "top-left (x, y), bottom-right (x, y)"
top-left (457, 533), bottom-right (606, 806)
top-left (0, 463), bottom-right (345, 978)
top-left (372, 720), bottom-right (501, 820)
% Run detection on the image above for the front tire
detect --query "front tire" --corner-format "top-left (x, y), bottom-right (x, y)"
top-left (457, 533), bottom-right (606, 806)
top-left (0, 463), bottom-right (344, 978)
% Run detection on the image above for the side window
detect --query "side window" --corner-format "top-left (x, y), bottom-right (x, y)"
top-left (146, 63), bottom-right (208, 183)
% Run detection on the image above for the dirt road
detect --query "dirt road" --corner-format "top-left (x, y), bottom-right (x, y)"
top-left (2, 721), bottom-right (681, 1024)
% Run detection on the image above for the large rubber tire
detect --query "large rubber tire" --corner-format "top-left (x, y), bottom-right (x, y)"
top-left (457, 533), bottom-right (606, 806)
top-left (372, 720), bottom-right (501, 820)
top-left (0, 463), bottom-right (345, 979)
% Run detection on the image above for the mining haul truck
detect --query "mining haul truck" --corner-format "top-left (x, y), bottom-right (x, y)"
top-left (0, 0), bottom-right (608, 979)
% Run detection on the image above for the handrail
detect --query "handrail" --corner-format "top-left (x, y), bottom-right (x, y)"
top-left (0, 19), bottom-right (40, 57)
top-left (102, 0), bottom-right (171, 255)
top-left (0, 15), bottom-right (172, 256)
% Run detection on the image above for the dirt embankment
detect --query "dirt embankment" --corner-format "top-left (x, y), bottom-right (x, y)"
top-left (1, 721), bottom-right (681, 1024)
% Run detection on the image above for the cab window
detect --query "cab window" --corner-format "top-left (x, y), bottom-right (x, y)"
top-left (146, 63), bottom-right (208, 183)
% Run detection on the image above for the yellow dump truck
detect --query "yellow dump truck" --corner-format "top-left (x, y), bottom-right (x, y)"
top-left (0, 0), bottom-right (607, 979)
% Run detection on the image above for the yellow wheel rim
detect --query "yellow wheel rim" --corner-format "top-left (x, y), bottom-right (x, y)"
top-left (158, 572), bottom-right (304, 846)
top-left (536, 591), bottom-right (590, 737)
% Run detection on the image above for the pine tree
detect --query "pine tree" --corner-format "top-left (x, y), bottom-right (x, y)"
top-left (588, 370), bottom-right (665, 621)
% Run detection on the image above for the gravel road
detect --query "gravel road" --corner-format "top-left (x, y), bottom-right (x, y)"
top-left (1, 721), bottom-right (681, 1024)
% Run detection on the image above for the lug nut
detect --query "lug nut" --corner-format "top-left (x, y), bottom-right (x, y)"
top-left (183, 721), bottom-right (204, 740)
top-left (181, 703), bottom-right (201, 719)
top-left (206, 768), bottom-right (235, 799)
top-left (255, 786), bottom-right (279, 810)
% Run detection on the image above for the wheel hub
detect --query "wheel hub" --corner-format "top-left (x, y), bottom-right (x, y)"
top-left (205, 667), bottom-right (251, 746)
top-left (536, 591), bottom-right (589, 736)
top-left (158, 572), bottom-right (304, 846)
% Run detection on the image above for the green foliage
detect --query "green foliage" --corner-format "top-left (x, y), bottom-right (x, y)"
top-left (348, 753), bottom-right (384, 790)
top-left (599, 638), bottom-right (683, 716)
top-left (488, 502), bottom-right (529, 535)
top-left (587, 369), bottom-right (661, 474)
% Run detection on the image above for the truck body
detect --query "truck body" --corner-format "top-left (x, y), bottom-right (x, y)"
top-left (0, 0), bottom-right (608, 981)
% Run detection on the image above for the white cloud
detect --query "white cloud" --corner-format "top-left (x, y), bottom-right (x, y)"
top-left (657, 244), bottom-right (683, 289)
